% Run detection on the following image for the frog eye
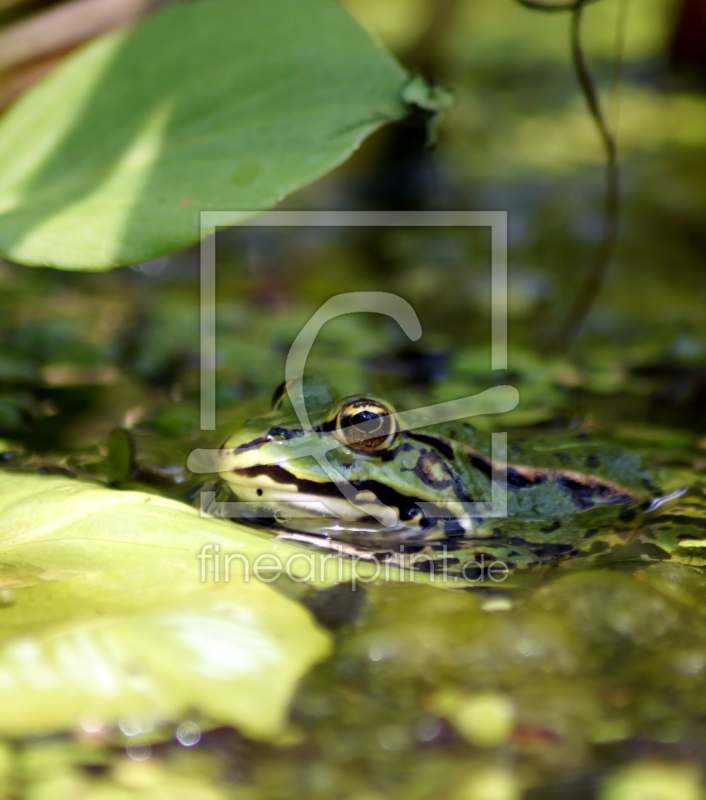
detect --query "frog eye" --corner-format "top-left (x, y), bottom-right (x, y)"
top-left (332, 399), bottom-right (398, 453)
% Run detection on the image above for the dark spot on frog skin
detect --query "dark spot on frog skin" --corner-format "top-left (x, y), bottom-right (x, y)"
top-left (377, 447), bottom-right (400, 462)
top-left (677, 529), bottom-right (706, 541)
top-left (586, 454), bottom-right (601, 468)
top-left (558, 453), bottom-right (571, 463)
top-left (468, 453), bottom-right (492, 479)
top-left (390, 543), bottom-right (426, 554)
top-left (461, 554), bottom-right (503, 581)
top-left (408, 449), bottom-right (473, 503)
top-left (533, 543), bottom-right (576, 557)
top-left (556, 475), bottom-right (593, 508)
top-left (504, 467), bottom-right (545, 490)
top-left (554, 474), bottom-right (634, 510)
top-left (618, 506), bottom-right (637, 523)
top-left (540, 518), bottom-right (562, 533)
top-left (407, 432), bottom-right (454, 460)
top-left (585, 528), bottom-right (599, 538)
top-left (415, 557), bottom-right (461, 574)
top-left (443, 519), bottom-right (466, 537)
top-left (313, 418), bottom-right (336, 434)
top-left (256, 488), bottom-right (263, 497)
top-left (414, 449), bottom-right (454, 490)
top-left (416, 559), bottom-right (448, 574)
top-left (466, 456), bottom-right (547, 491)
top-left (430, 540), bottom-right (463, 551)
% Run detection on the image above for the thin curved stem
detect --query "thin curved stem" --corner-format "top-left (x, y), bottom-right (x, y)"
top-left (609, 0), bottom-right (629, 136)
top-left (554, 0), bottom-right (620, 345)
top-left (513, 0), bottom-right (602, 12)
top-left (512, 0), bottom-right (622, 349)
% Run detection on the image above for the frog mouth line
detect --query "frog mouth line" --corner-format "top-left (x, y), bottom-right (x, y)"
top-left (229, 464), bottom-right (460, 528)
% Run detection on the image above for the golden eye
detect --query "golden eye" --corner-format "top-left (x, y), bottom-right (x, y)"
top-left (332, 399), bottom-right (398, 453)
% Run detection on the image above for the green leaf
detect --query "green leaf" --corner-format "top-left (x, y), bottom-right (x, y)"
top-left (0, 471), bottom-right (337, 739)
top-left (0, 0), bottom-right (409, 269)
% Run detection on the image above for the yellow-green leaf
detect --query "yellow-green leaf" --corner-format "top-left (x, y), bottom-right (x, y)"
top-left (0, 472), bottom-right (335, 739)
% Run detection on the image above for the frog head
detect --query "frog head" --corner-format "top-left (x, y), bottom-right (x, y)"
top-left (216, 376), bottom-right (470, 537)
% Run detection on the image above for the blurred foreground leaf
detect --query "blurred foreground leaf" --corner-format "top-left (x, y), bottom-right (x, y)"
top-left (0, 472), bottom-right (334, 739)
top-left (0, 0), bottom-right (408, 269)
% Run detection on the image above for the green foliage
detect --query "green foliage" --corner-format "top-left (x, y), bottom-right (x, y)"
top-left (0, 0), bottom-right (408, 269)
top-left (0, 472), bottom-right (335, 739)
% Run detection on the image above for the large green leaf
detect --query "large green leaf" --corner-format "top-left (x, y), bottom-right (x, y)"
top-left (0, 471), bottom-right (339, 739)
top-left (0, 0), bottom-right (409, 269)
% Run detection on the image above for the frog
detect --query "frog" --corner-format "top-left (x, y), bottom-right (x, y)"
top-left (215, 377), bottom-right (695, 577)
